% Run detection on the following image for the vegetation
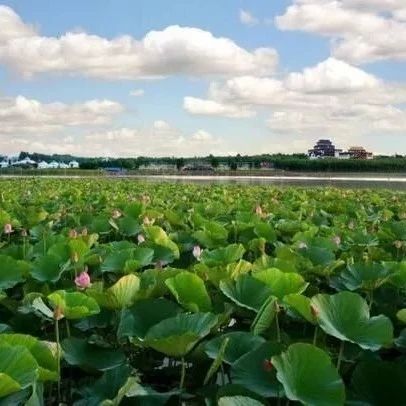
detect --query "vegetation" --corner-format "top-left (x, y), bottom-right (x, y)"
top-left (15, 151), bottom-right (406, 172)
top-left (0, 179), bottom-right (406, 404)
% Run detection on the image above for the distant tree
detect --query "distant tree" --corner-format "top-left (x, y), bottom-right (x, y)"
top-left (176, 158), bottom-right (185, 170)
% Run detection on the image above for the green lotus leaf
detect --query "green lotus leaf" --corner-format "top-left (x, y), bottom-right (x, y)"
top-left (351, 359), bottom-right (406, 406)
top-left (0, 334), bottom-right (57, 381)
top-left (107, 274), bottom-right (140, 308)
top-left (0, 255), bottom-right (29, 289)
top-left (30, 254), bottom-right (66, 283)
top-left (252, 268), bottom-right (308, 299)
top-left (254, 223), bottom-right (277, 243)
top-left (205, 332), bottom-right (265, 365)
top-left (101, 247), bottom-right (154, 273)
top-left (218, 396), bottom-right (265, 406)
top-left (311, 291), bottom-right (393, 350)
top-left (251, 296), bottom-right (278, 335)
top-left (231, 342), bottom-right (284, 398)
top-left (117, 216), bottom-right (141, 236)
top-left (335, 262), bottom-right (390, 291)
top-left (117, 298), bottom-right (181, 339)
top-left (165, 271), bottom-right (212, 312)
top-left (220, 274), bottom-right (272, 312)
top-left (283, 293), bottom-right (316, 324)
top-left (61, 337), bottom-right (126, 371)
top-left (144, 226), bottom-right (179, 259)
top-left (201, 244), bottom-right (245, 267)
top-left (193, 221), bottom-right (228, 249)
top-left (272, 343), bottom-right (345, 406)
top-left (144, 312), bottom-right (218, 357)
top-left (48, 290), bottom-right (100, 319)
top-left (0, 344), bottom-right (39, 397)
top-left (397, 309), bottom-right (406, 324)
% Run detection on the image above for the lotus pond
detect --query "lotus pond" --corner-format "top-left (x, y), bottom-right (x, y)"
top-left (0, 179), bottom-right (406, 405)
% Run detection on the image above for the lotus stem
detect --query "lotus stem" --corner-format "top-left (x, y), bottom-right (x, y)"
top-left (179, 357), bottom-right (186, 392)
top-left (312, 326), bottom-right (318, 346)
top-left (275, 302), bottom-right (281, 343)
top-left (66, 319), bottom-right (71, 337)
top-left (55, 319), bottom-right (61, 403)
top-left (336, 340), bottom-right (345, 370)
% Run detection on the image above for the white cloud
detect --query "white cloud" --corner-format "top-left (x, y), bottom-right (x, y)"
top-left (191, 129), bottom-right (215, 141)
top-left (0, 6), bottom-right (278, 79)
top-left (184, 96), bottom-right (256, 118)
top-left (0, 95), bottom-right (123, 134)
top-left (129, 89), bottom-right (144, 97)
top-left (153, 120), bottom-right (171, 131)
top-left (285, 58), bottom-right (380, 93)
top-left (276, 0), bottom-right (406, 64)
top-left (239, 9), bottom-right (259, 26)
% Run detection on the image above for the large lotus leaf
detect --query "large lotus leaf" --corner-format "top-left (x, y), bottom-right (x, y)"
top-left (107, 274), bottom-right (140, 309)
top-left (384, 261), bottom-right (406, 288)
top-left (117, 216), bottom-right (142, 236)
top-left (165, 272), bottom-right (212, 312)
top-left (61, 337), bottom-right (126, 371)
top-left (201, 244), bottom-right (245, 267)
top-left (48, 290), bottom-right (100, 319)
top-left (193, 221), bottom-right (228, 248)
top-left (144, 312), bottom-right (218, 357)
top-left (205, 332), bottom-right (266, 365)
top-left (283, 294), bottom-right (316, 324)
top-left (311, 292), bottom-right (393, 350)
top-left (0, 255), bottom-right (29, 289)
top-left (252, 268), bottom-right (308, 299)
top-left (30, 254), bottom-right (66, 283)
top-left (220, 274), bottom-right (273, 312)
top-left (123, 202), bottom-right (143, 219)
top-left (117, 298), bottom-right (181, 339)
top-left (144, 226), bottom-right (179, 259)
top-left (251, 296), bottom-right (277, 335)
top-left (231, 342), bottom-right (284, 398)
top-left (218, 396), bottom-right (265, 406)
top-left (0, 334), bottom-right (57, 381)
top-left (351, 359), bottom-right (406, 406)
top-left (101, 248), bottom-right (154, 273)
top-left (300, 246), bottom-right (335, 267)
top-left (0, 344), bottom-right (39, 397)
top-left (335, 262), bottom-right (390, 291)
top-left (254, 223), bottom-right (277, 243)
top-left (272, 343), bottom-right (345, 406)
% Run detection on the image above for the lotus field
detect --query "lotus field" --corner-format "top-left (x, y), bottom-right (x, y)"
top-left (1, 179), bottom-right (406, 405)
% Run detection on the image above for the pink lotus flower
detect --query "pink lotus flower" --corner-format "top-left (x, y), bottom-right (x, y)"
top-left (112, 209), bottom-right (122, 219)
top-left (255, 205), bottom-right (263, 216)
top-left (3, 223), bottom-right (13, 234)
top-left (332, 236), bottom-right (341, 246)
top-left (143, 217), bottom-right (155, 226)
top-left (394, 240), bottom-right (403, 249)
top-left (137, 234), bottom-right (145, 244)
top-left (81, 227), bottom-right (88, 237)
top-left (193, 245), bottom-right (202, 260)
top-left (75, 271), bottom-right (91, 289)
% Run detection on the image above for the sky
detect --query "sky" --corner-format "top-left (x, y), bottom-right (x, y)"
top-left (1, 0), bottom-right (406, 157)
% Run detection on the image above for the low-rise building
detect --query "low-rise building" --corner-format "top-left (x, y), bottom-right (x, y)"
top-left (347, 146), bottom-right (373, 160)
top-left (308, 139), bottom-right (342, 158)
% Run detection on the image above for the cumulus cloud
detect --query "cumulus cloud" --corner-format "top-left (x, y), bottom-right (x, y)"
top-left (0, 96), bottom-right (123, 134)
top-left (275, 0), bottom-right (406, 64)
top-left (129, 89), bottom-right (144, 97)
top-left (0, 5), bottom-right (278, 79)
top-left (184, 96), bottom-right (256, 118)
top-left (239, 9), bottom-right (259, 26)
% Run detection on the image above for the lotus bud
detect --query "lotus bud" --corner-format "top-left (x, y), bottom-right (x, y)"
top-left (112, 209), bottom-right (122, 219)
top-left (193, 245), bottom-right (202, 260)
top-left (255, 205), bottom-right (263, 216)
top-left (143, 217), bottom-right (154, 226)
top-left (21, 228), bottom-right (27, 237)
top-left (81, 227), bottom-right (88, 236)
top-left (69, 229), bottom-right (77, 239)
top-left (3, 223), bottom-right (13, 234)
top-left (332, 236), bottom-right (341, 246)
top-left (137, 234), bottom-right (145, 244)
top-left (74, 270), bottom-right (91, 289)
top-left (53, 305), bottom-right (64, 321)
top-left (394, 240), bottom-right (403, 249)
top-left (310, 305), bottom-right (319, 319)
top-left (263, 359), bottom-right (273, 372)
top-left (348, 221), bottom-right (355, 230)
top-left (298, 241), bottom-right (308, 250)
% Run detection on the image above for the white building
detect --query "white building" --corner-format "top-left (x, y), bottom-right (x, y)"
top-left (12, 157), bottom-right (36, 166)
top-left (48, 161), bottom-right (60, 169)
top-left (59, 163), bottom-right (69, 169)
top-left (0, 160), bottom-right (9, 168)
top-left (37, 161), bottom-right (49, 169)
top-left (68, 160), bottom-right (79, 169)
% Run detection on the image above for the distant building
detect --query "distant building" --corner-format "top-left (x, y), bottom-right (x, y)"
top-left (48, 161), bottom-right (60, 169)
top-left (347, 146), bottom-right (373, 160)
top-left (69, 160), bottom-right (79, 169)
top-left (37, 161), bottom-right (49, 169)
top-left (0, 159), bottom-right (9, 168)
top-left (12, 157), bottom-right (36, 167)
top-left (308, 139), bottom-right (342, 158)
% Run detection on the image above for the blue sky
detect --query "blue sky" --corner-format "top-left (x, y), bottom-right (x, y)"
top-left (1, 0), bottom-right (406, 156)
